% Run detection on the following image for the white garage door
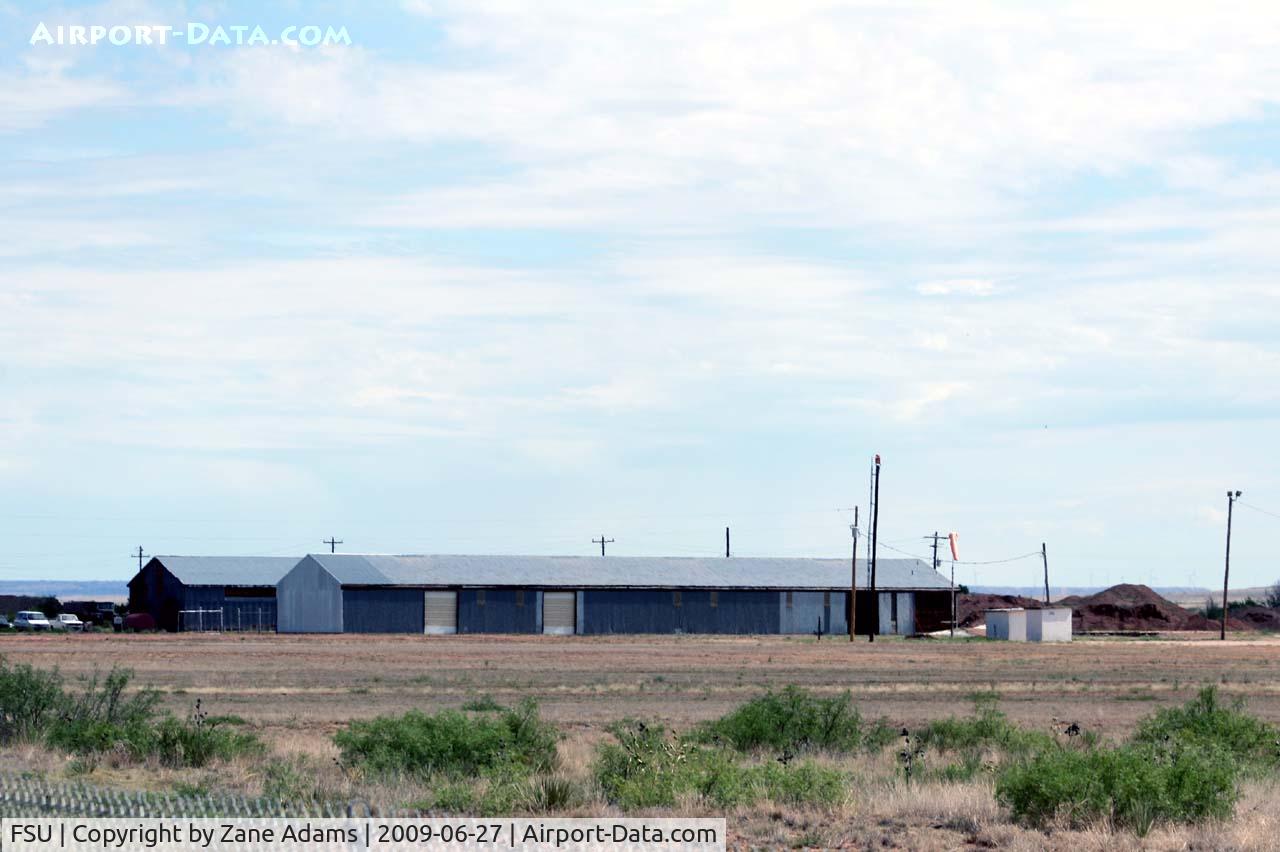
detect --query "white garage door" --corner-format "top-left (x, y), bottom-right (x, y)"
top-left (424, 591), bottom-right (457, 634)
top-left (543, 591), bottom-right (575, 635)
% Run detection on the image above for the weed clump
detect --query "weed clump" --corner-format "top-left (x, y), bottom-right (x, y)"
top-left (697, 686), bottom-right (892, 754)
top-left (996, 743), bottom-right (1236, 835)
top-left (334, 698), bottom-right (558, 778)
top-left (595, 720), bottom-right (843, 810)
top-left (0, 659), bottom-right (258, 769)
top-left (1132, 686), bottom-right (1279, 774)
top-left (916, 692), bottom-right (1053, 756)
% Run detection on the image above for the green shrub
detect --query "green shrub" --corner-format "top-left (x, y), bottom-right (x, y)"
top-left (698, 686), bottom-right (887, 754)
top-left (0, 661), bottom-right (64, 742)
top-left (46, 668), bottom-right (159, 755)
top-left (996, 744), bottom-right (1237, 834)
top-left (334, 699), bottom-right (558, 778)
top-left (144, 714), bottom-right (261, 768)
top-left (595, 720), bottom-right (846, 811)
top-left (917, 693), bottom-right (1052, 756)
top-left (1132, 687), bottom-right (1279, 774)
top-left (753, 761), bottom-right (844, 806)
top-left (460, 695), bottom-right (505, 713)
top-left (426, 782), bottom-right (477, 812)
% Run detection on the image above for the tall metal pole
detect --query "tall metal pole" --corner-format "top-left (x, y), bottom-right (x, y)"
top-left (725, 527), bottom-right (730, 558)
top-left (1042, 542), bottom-right (1050, 604)
top-left (850, 507), bottom-right (859, 642)
top-left (869, 455), bottom-right (881, 643)
top-left (1222, 490), bottom-right (1241, 641)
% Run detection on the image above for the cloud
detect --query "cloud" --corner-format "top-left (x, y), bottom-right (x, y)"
top-left (916, 279), bottom-right (997, 297)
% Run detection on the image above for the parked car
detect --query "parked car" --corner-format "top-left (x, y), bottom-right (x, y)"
top-left (51, 614), bottom-right (85, 632)
top-left (0, 616), bottom-right (11, 629)
top-left (14, 611), bottom-right (51, 631)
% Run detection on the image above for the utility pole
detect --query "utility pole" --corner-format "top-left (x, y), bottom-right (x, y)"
top-left (323, 537), bottom-right (343, 554)
top-left (924, 532), bottom-right (942, 574)
top-left (1222, 490), bottom-right (1242, 641)
top-left (132, 547), bottom-right (148, 571)
top-left (869, 454), bottom-right (881, 643)
top-left (725, 527), bottom-right (730, 558)
top-left (593, 535), bottom-right (615, 556)
top-left (849, 507), bottom-right (860, 641)
top-left (1041, 542), bottom-right (1050, 604)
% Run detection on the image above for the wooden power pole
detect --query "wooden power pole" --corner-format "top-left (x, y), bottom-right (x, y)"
top-left (1041, 542), bottom-right (1050, 604)
top-left (850, 507), bottom-right (859, 641)
top-left (869, 455), bottom-right (881, 643)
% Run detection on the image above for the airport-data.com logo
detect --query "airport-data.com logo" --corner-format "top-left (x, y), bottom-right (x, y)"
top-left (30, 22), bottom-right (351, 47)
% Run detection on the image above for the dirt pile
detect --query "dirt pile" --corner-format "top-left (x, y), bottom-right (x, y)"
top-left (1057, 584), bottom-right (1254, 632)
top-left (1231, 606), bottom-right (1280, 631)
top-left (956, 593), bottom-right (1044, 628)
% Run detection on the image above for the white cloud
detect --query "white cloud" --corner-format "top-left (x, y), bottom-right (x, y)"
top-left (916, 279), bottom-right (997, 297)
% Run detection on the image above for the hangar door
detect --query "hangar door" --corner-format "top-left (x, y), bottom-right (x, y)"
top-left (424, 591), bottom-right (457, 634)
top-left (543, 591), bottom-right (575, 635)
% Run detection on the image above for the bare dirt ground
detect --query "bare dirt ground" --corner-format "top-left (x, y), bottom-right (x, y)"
top-left (5, 631), bottom-right (1280, 849)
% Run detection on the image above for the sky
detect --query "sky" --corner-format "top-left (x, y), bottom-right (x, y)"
top-left (2, 1), bottom-right (1280, 589)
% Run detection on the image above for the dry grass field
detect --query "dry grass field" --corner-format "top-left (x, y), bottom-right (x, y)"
top-left (4, 631), bottom-right (1280, 849)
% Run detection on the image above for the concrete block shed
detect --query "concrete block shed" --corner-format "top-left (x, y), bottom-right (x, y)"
top-left (276, 553), bottom-right (955, 636)
top-left (985, 608), bottom-right (1028, 641)
top-left (1027, 607), bottom-right (1073, 642)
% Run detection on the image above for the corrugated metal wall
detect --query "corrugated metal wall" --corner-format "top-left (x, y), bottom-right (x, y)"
top-left (458, 589), bottom-right (538, 633)
top-left (580, 589), bottom-right (779, 634)
top-left (129, 562), bottom-right (185, 631)
top-left (175, 587), bottom-right (276, 631)
top-left (277, 556), bottom-right (343, 633)
top-left (343, 588), bottom-right (425, 633)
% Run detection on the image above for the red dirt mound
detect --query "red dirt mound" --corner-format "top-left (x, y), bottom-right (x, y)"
top-left (1231, 606), bottom-right (1280, 631)
top-left (956, 593), bottom-right (1043, 628)
top-left (1057, 584), bottom-right (1253, 632)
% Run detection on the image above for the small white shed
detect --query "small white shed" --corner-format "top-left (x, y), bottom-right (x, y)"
top-left (985, 608), bottom-right (1027, 641)
top-left (1027, 607), bottom-right (1072, 642)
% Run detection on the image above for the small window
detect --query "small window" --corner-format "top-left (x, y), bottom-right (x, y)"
top-left (786, 591), bottom-right (793, 609)
top-left (710, 590), bottom-right (719, 608)
top-left (673, 590), bottom-right (682, 608)
top-left (823, 591), bottom-right (831, 607)
top-left (515, 590), bottom-right (525, 608)
top-left (477, 590), bottom-right (485, 607)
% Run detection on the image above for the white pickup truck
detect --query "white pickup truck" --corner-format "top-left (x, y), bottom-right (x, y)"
top-left (51, 614), bottom-right (86, 632)
top-left (14, 611), bottom-right (51, 631)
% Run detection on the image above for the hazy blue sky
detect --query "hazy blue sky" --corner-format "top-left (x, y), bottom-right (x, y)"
top-left (2, 1), bottom-right (1279, 588)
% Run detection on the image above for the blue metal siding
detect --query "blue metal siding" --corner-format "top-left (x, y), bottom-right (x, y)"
top-left (343, 588), bottom-right (424, 633)
top-left (458, 589), bottom-right (538, 634)
top-left (580, 589), bottom-right (779, 635)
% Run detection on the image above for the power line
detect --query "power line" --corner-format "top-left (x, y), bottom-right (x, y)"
top-left (1239, 501), bottom-right (1280, 522)
top-left (879, 540), bottom-right (1042, 566)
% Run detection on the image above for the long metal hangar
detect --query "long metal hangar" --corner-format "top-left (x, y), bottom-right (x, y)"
top-left (277, 554), bottom-right (952, 636)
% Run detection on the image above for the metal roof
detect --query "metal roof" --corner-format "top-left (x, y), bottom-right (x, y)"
top-left (303, 554), bottom-right (951, 591)
top-left (147, 556), bottom-right (298, 587)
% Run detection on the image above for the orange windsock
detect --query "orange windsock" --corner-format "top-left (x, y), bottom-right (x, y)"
top-left (948, 532), bottom-right (959, 561)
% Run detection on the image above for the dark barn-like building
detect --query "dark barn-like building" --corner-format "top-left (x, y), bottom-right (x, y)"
top-left (127, 556), bottom-right (297, 632)
top-left (277, 554), bottom-right (953, 636)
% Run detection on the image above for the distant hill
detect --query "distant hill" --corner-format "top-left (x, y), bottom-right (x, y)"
top-left (0, 580), bottom-right (128, 601)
